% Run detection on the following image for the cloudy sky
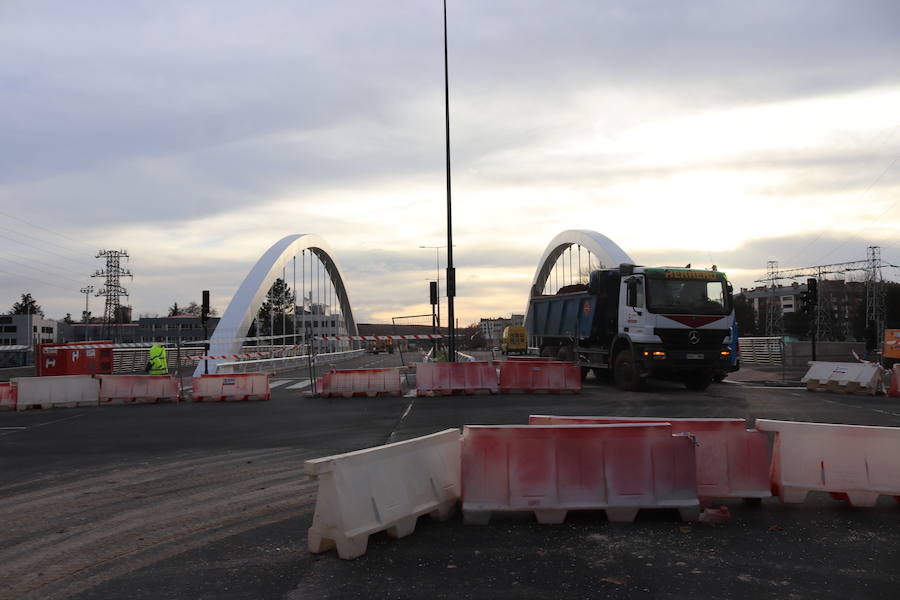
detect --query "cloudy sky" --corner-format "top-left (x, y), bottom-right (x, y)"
top-left (2, 0), bottom-right (899, 326)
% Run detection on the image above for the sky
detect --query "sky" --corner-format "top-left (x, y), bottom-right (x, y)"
top-left (2, 0), bottom-right (899, 326)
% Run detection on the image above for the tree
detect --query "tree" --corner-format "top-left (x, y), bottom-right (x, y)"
top-left (257, 278), bottom-right (296, 337)
top-left (63, 313), bottom-right (74, 324)
top-left (168, 301), bottom-right (218, 317)
top-left (11, 293), bottom-right (43, 317)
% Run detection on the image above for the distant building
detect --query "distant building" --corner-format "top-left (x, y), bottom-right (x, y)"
top-left (479, 314), bottom-right (524, 348)
top-left (737, 280), bottom-right (867, 340)
top-left (0, 313), bottom-right (58, 367)
top-left (58, 316), bottom-right (221, 345)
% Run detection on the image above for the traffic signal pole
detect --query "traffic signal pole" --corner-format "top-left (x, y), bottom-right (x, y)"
top-left (807, 278), bottom-right (817, 362)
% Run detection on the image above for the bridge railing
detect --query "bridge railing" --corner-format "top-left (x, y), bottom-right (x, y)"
top-left (216, 349), bottom-right (366, 374)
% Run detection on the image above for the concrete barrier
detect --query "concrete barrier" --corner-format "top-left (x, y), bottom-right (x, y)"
top-left (97, 374), bottom-right (180, 404)
top-left (529, 415), bottom-right (770, 502)
top-left (498, 361), bottom-right (582, 393)
top-left (415, 361), bottom-right (498, 396)
top-left (15, 375), bottom-right (100, 410)
top-left (305, 429), bottom-right (461, 559)
top-left (316, 368), bottom-right (402, 398)
top-left (756, 419), bottom-right (900, 506)
top-left (802, 361), bottom-right (881, 395)
top-left (0, 382), bottom-right (16, 411)
top-left (461, 424), bottom-right (698, 524)
top-left (191, 373), bottom-right (270, 402)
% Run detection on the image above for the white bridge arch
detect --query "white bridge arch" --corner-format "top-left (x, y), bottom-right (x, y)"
top-left (525, 229), bottom-right (634, 327)
top-left (195, 234), bottom-right (357, 376)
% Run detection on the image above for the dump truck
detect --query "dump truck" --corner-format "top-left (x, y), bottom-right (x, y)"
top-left (527, 264), bottom-right (736, 390)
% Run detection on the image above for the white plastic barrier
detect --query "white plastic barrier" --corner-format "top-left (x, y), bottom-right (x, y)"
top-left (756, 419), bottom-right (900, 507)
top-left (305, 429), bottom-right (461, 560)
top-left (802, 361), bottom-right (881, 394)
top-left (15, 375), bottom-right (100, 410)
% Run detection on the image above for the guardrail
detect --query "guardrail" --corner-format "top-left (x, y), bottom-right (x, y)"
top-left (216, 349), bottom-right (366, 374)
top-left (113, 347), bottom-right (203, 373)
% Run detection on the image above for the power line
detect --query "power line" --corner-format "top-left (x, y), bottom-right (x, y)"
top-left (0, 239), bottom-right (96, 272)
top-left (0, 210), bottom-right (101, 251)
top-left (0, 267), bottom-right (73, 291)
top-left (0, 225), bottom-right (97, 269)
top-left (2, 253), bottom-right (89, 286)
top-left (786, 122), bottom-right (900, 266)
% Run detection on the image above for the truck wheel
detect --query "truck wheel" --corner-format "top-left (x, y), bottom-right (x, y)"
top-left (592, 367), bottom-right (611, 382)
top-left (613, 351), bottom-right (643, 391)
top-left (557, 345), bottom-right (575, 363)
top-left (684, 371), bottom-right (712, 391)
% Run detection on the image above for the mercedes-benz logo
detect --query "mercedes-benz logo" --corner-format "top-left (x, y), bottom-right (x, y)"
top-left (688, 330), bottom-right (701, 345)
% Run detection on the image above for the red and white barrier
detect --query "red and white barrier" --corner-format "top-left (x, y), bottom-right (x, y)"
top-left (315, 368), bottom-right (402, 398)
top-left (756, 419), bottom-right (900, 507)
top-left (461, 424), bottom-right (698, 524)
top-left (529, 415), bottom-right (771, 502)
top-left (498, 361), bottom-right (582, 393)
top-left (14, 375), bottom-right (99, 410)
top-left (97, 375), bottom-right (180, 404)
top-left (415, 361), bottom-right (498, 396)
top-left (0, 382), bottom-right (16, 411)
top-left (191, 373), bottom-right (270, 402)
top-left (306, 429), bottom-right (460, 560)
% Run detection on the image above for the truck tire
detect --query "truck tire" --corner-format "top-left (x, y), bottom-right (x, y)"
top-left (683, 371), bottom-right (712, 391)
top-left (557, 345), bottom-right (575, 363)
top-left (613, 351), bottom-right (643, 391)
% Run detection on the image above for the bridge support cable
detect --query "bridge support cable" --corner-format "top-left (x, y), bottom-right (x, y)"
top-left (525, 230), bottom-right (633, 333)
top-left (194, 234), bottom-right (357, 377)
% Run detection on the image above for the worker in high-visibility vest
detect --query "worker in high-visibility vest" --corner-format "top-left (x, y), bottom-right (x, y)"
top-left (147, 342), bottom-right (169, 375)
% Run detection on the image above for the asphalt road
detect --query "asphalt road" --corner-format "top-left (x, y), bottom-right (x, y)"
top-left (1, 355), bottom-right (899, 599)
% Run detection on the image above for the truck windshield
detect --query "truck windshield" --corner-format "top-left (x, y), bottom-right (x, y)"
top-left (646, 278), bottom-right (731, 315)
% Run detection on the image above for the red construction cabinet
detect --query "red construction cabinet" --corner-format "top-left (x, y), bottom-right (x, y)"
top-left (36, 341), bottom-right (114, 376)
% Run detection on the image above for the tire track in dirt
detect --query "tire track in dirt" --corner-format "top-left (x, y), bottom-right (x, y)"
top-left (0, 447), bottom-right (321, 600)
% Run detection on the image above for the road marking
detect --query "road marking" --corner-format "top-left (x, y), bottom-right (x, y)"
top-left (286, 380), bottom-right (312, 390)
top-left (737, 385), bottom-right (806, 390)
top-left (0, 427), bottom-right (28, 430)
top-left (818, 397), bottom-right (900, 418)
top-left (269, 380), bottom-right (291, 389)
top-left (32, 413), bottom-right (87, 427)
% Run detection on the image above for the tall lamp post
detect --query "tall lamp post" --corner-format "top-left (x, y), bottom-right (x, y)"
top-left (442, 0), bottom-right (456, 361)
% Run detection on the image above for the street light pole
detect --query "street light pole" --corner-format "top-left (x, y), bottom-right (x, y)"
top-left (442, 0), bottom-right (456, 361)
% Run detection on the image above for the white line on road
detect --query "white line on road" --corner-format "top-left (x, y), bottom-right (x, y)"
top-left (269, 380), bottom-right (291, 389)
top-left (818, 397), bottom-right (900, 418)
top-left (0, 427), bottom-right (28, 430)
top-left (32, 413), bottom-right (87, 427)
top-left (286, 380), bottom-right (312, 390)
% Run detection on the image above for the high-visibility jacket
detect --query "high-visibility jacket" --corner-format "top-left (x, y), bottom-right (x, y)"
top-left (148, 344), bottom-right (168, 375)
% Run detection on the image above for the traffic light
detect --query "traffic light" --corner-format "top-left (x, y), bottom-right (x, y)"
top-left (201, 290), bottom-right (210, 324)
top-left (799, 291), bottom-right (810, 313)
top-left (806, 278), bottom-right (818, 307)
